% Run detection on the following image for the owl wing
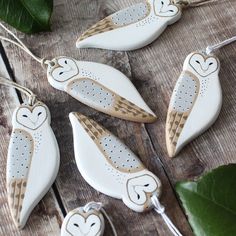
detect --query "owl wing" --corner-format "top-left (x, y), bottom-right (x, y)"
top-left (66, 77), bottom-right (156, 123)
top-left (7, 129), bottom-right (33, 228)
top-left (73, 112), bottom-right (144, 173)
top-left (77, 2), bottom-right (151, 42)
top-left (166, 71), bottom-right (200, 157)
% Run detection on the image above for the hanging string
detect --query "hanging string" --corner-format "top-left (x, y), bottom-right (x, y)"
top-left (0, 22), bottom-right (51, 67)
top-left (0, 77), bottom-right (37, 105)
top-left (206, 36), bottom-right (236, 55)
top-left (151, 196), bottom-right (183, 236)
top-left (174, 0), bottom-right (220, 7)
top-left (83, 202), bottom-right (118, 236)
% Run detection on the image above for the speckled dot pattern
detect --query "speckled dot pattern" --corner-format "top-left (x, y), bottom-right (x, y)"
top-left (100, 134), bottom-right (143, 172)
top-left (111, 3), bottom-right (150, 26)
top-left (67, 78), bottom-right (115, 110)
top-left (8, 129), bottom-right (33, 179)
top-left (170, 72), bottom-right (199, 113)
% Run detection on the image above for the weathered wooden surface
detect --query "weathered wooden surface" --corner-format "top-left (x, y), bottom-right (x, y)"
top-left (0, 0), bottom-right (236, 235)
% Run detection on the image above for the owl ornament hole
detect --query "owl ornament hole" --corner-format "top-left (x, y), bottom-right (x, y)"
top-left (0, 23), bottom-right (156, 123)
top-left (166, 36), bottom-right (236, 157)
top-left (76, 0), bottom-right (219, 51)
top-left (69, 112), bottom-right (182, 236)
top-left (61, 202), bottom-right (117, 236)
top-left (0, 77), bottom-right (60, 229)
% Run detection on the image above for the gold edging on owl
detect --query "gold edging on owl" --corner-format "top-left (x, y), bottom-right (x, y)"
top-left (16, 102), bottom-right (48, 130)
top-left (65, 210), bottom-right (102, 236)
top-left (7, 129), bottom-right (34, 228)
top-left (66, 78), bottom-right (156, 123)
top-left (77, 2), bottom-right (151, 42)
top-left (73, 113), bottom-right (145, 174)
top-left (166, 71), bottom-right (200, 158)
top-left (153, 0), bottom-right (180, 17)
top-left (126, 174), bottom-right (159, 207)
top-left (189, 52), bottom-right (220, 77)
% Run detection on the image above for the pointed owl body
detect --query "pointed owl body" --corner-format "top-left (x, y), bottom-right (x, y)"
top-left (7, 102), bottom-right (60, 228)
top-left (70, 112), bottom-right (161, 213)
top-left (47, 57), bottom-right (157, 123)
top-left (76, 0), bottom-right (182, 51)
top-left (166, 52), bottom-right (221, 157)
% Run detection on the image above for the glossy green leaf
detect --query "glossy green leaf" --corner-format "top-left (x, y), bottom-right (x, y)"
top-left (0, 0), bottom-right (53, 34)
top-left (176, 164), bottom-right (236, 236)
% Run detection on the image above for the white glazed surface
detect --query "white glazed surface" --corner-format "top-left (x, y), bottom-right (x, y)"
top-left (61, 207), bottom-right (105, 236)
top-left (70, 113), bottom-right (161, 212)
top-left (7, 102), bottom-right (60, 229)
top-left (166, 52), bottom-right (221, 157)
top-left (47, 57), bottom-right (156, 123)
top-left (76, 0), bottom-right (182, 51)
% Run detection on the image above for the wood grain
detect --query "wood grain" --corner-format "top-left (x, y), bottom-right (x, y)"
top-left (1, 0), bottom-right (236, 235)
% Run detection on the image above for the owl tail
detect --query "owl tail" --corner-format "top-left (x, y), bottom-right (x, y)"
top-left (69, 112), bottom-right (107, 141)
top-left (166, 110), bottom-right (189, 157)
top-left (76, 17), bottom-right (117, 46)
top-left (7, 179), bottom-right (27, 229)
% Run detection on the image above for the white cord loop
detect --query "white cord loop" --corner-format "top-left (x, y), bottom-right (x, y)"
top-left (174, 0), bottom-right (219, 7)
top-left (206, 36), bottom-right (236, 55)
top-left (0, 77), bottom-right (37, 105)
top-left (151, 196), bottom-right (183, 236)
top-left (0, 22), bottom-right (51, 67)
top-left (83, 202), bottom-right (118, 236)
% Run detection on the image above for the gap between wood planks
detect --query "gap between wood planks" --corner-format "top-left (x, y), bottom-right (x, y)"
top-left (0, 42), bottom-right (67, 218)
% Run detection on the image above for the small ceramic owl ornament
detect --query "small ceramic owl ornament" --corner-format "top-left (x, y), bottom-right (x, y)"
top-left (47, 57), bottom-right (156, 123)
top-left (69, 112), bottom-right (161, 212)
top-left (7, 101), bottom-right (60, 228)
top-left (166, 51), bottom-right (221, 157)
top-left (76, 0), bottom-right (182, 51)
top-left (61, 203), bottom-right (105, 236)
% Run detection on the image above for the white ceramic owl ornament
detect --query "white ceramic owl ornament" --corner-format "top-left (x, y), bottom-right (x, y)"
top-left (46, 57), bottom-right (156, 123)
top-left (166, 51), bottom-right (221, 157)
top-left (69, 112), bottom-right (182, 235)
top-left (0, 78), bottom-right (60, 229)
top-left (76, 0), bottom-right (182, 51)
top-left (61, 202), bottom-right (114, 236)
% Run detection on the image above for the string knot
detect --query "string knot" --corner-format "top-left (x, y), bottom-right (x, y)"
top-left (83, 202), bottom-right (103, 213)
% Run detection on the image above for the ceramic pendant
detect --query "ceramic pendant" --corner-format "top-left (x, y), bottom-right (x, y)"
top-left (166, 51), bottom-right (221, 157)
top-left (61, 204), bottom-right (105, 236)
top-left (47, 57), bottom-right (156, 123)
top-left (69, 112), bottom-right (161, 212)
top-left (7, 101), bottom-right (60, 228)
top-left (76, 0), bottom-right (182, 51)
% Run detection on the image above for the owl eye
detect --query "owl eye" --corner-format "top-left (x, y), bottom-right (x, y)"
top-left (59, 72), bottom-right (64, 75)
top-left (209, 62), bottom-right (214, 66)
top-left (169, 10), bottom-right (174, 12)
top-left (144, 184), bottom-right (149, 187)
top-left (38, 112), bottom-right (42, 116)
top-left (22, 114), bottom-right (28, 118)
top-left (65, 60), bottom-right (67, 64)
top-left (91, 222), bottom-right (96, 227)
top-left (161, 1), bottom-right (164, 5)
top-left (73, 223), bottom-right (79, 227)
top-left (195, 60), bottom-right (200, 64)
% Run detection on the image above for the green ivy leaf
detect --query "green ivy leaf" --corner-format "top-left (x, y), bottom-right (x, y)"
top-left (176, 164), bottom-right (236, 236)
top-left (0, 0), bottom-right (53, 34)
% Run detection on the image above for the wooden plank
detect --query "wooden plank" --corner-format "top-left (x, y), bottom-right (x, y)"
top-left (0, 48), bottom-right (63, 235)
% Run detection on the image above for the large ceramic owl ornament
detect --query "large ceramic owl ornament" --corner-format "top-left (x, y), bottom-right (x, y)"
top-left (7, 101), bottom-right (60, 228)
top-left (69, 112), bottom-right (161, 212)
top-left (61, 203), bottom-right (105, 236)
top-left (76, 0), bottom-right (182, 50)
top-left (47, 57), bottom-right (156, 123)
top-left (166, 51), bottom-right (221, 157)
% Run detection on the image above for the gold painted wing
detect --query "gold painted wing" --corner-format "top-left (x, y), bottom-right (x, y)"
top-left (166, 71), bottom-right (200, 157)
top-left (66, 78), bottom-right (156, 123)
top-left (7, 129), bottom-right (33, 228)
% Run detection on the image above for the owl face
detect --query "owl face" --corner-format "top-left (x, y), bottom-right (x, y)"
top-left (126, 174), bottom-right (160, 207)
top-left (189, 53), bottom-right (219, 77)
top-left (15, 102), bottom-right (48, 130)
top-left (65, 211), bottom-right (103, 236)
top-left (154, 0), bottom-right (179, 17)
top-left (47, 57), bottom-right (79, 83)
